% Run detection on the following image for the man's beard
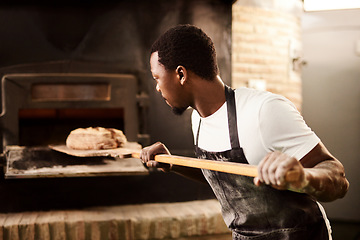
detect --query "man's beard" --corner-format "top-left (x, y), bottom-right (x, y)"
top-left (171, 106), bottom-right (188, 115)
top-left (162, 95), bottom-right (187, 115)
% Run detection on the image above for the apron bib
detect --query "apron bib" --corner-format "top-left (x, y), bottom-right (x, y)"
top-left (194, 85), bottom-right (329, 240)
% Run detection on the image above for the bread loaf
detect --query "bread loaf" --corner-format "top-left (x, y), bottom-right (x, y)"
top-left (66, 127), bottom-right (127, 150)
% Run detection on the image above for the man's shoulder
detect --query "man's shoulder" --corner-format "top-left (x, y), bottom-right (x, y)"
top-left (234, 87), bottom-right (275, 108)
top-left (235, 87), bottom-right (292, 107)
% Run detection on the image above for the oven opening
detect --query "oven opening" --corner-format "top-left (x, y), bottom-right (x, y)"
top-left (3, 107), bottom-right (146, 179)
top-left (19, 108), bottom-right (125, 147)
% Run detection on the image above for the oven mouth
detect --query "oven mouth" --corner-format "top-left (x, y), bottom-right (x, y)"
top-left (0, 73), bottom-right (146, 179)
top-left (18, 108), bottom-right (125, 147)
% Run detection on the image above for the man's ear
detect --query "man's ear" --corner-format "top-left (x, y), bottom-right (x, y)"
top-left (176, 66), bottom-right (187, 85)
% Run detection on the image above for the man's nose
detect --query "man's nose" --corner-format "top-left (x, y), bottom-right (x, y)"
top-left (156, 84), bottom-right (161, 92)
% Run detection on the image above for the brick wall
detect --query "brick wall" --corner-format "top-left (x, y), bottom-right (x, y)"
top-left (232, 1), bottom-right (303, 110)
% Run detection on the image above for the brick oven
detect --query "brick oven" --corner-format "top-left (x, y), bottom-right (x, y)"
top-left (0, 0), bottom-right (233, 239)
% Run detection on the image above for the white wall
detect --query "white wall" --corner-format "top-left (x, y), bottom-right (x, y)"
top-left (302, 9), bottom-right (360, 221)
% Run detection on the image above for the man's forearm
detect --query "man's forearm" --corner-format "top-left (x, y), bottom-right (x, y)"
top-left (303, 159), bottom-right (349, 202)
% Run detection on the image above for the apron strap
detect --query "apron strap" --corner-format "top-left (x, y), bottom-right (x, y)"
top-left (195, 119), bottom-right (201, 147)
top-left (224, 85), bottom-right (241, 150)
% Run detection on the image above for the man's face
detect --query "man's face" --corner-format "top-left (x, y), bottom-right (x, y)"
top-left (150, 52), bottom-right (188, 115)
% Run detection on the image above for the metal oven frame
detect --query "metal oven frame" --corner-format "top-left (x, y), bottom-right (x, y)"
top-left (0, 73), bottom-right (139, 150)
top-left (0, 73), bottom-right (147, 179)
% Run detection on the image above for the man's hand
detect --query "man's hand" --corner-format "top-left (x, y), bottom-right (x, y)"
top-left (140, 142), bottom-right (172, 172)
top-left (254, 143), bottom-right (349, 201)
top-left (254, 151), bottom-right (309, 192)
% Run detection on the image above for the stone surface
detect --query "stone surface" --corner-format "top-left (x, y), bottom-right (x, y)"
top-left (0, 200), bottom-right (231, 240)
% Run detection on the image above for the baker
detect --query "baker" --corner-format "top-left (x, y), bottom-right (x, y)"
top-left (140, 24), bottom-right (349, 240)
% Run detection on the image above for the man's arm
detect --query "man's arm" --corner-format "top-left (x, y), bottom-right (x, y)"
top-left (140, 142), bottom-right (207, 183)
top-left (254, 142), bottom-right (349, 202)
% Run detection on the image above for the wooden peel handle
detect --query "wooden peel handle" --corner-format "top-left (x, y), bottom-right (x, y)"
top-left (131, 153), bottom-right (299, 182)
top-left (131, 152), bottom-right (141, 159)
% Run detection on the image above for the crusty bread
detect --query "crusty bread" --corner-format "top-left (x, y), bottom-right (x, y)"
top-left (66, 127), bottom-right (127, 150)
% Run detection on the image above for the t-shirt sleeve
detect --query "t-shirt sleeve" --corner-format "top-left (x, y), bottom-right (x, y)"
top-left (258, 96), bottom-right (320, 161)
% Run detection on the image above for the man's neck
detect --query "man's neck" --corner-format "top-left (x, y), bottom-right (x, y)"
top-left (192, 76), bottom-right (226, 118)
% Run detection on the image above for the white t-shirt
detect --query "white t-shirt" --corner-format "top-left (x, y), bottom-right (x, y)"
top-left (191, 87), bottom-right (320, 165)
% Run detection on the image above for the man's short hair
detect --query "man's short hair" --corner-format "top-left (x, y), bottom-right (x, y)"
top-left (151, 24), bottom-right (219, 81)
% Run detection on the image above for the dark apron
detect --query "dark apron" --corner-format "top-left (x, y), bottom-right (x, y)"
top-left (194, 85), bottom-right (329, 240)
